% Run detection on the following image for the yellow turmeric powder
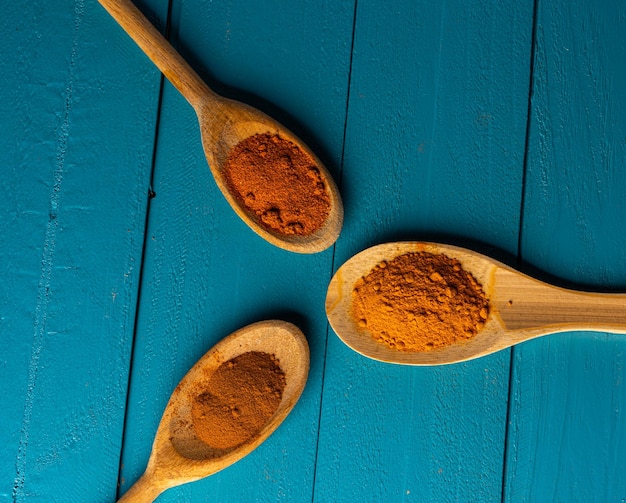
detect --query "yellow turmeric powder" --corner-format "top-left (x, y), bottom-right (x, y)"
top-left (351, 251), bottom-right (489, 352)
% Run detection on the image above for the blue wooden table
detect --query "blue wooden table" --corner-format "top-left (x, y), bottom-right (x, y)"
top-left (2, 0), bottom-right (626, 501)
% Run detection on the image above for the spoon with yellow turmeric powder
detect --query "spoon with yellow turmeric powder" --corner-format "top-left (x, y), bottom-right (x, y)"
top-left (117, 321), bottom-right (309, 502)
top-left (326, 242), bottom-right (626, 365)
top-left (98, 0), bottom-right (342, 253)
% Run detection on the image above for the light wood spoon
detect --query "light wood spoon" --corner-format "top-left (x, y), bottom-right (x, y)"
top-left (326, 242), bottom-right (626, 365)
top-left (118, 320), bottom-right (309, 502)
top-left (98, 0), bottom-right (343, 253)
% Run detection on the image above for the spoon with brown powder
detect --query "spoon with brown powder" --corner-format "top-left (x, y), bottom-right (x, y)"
top-left (117, 320), bottom-right (309, 502)
top-left (98, 0), bottom-right (343, 253)
top-left (326, 242), bottom-right (626, 365)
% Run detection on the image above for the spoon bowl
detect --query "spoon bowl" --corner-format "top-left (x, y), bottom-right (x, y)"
top-left (326, 242), bottom-right (626, 365)
top-left (198, 103), bottom-right (343, 253)
top-left (98, 0), bottom-right (343, 253)
top-left (118, 320), bottom-right (309, 502)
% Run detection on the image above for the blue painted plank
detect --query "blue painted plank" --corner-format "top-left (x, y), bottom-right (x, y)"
top-left (8, 0), bottom-right (623, 501)
top-left (505, 0), bottom-right (626, 501)
top-left (116, 0), bottom-right (355, 500)
top-left (314, 0), bottom-right (534, 501)
top-left (0, 0), bottom-right (165, 500)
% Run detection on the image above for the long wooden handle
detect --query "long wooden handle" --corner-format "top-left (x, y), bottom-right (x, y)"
top-left (98, 0), bottom-right (216, 109)
top-left (494, 268), bottom-right (626, 334)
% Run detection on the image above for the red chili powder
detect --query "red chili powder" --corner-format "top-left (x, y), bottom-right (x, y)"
top-left (223, 133), bottom-right (331, 236)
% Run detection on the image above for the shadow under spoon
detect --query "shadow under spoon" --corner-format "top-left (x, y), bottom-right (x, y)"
top-left (98, 0), bottom-right (343, 253)
top-left (326, 241), bottom-right (626, 365)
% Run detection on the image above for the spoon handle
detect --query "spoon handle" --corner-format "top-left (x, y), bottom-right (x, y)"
top-left (495, 268), bottom-right (626, 335)
top-left (117, 472), bottom-right (166, 503)
top-left (98, 0), bottom-right (216, 109)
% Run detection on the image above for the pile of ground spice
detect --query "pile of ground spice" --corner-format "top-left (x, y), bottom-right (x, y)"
top-left (351, 251), bottom-right (489, 352)
top-left (223, 133), bottom-right (331, 236)
top-left (191, 351), bottom-right (286, 451)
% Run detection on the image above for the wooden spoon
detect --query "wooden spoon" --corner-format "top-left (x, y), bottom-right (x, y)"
top-left (326, 242), bottom-right (626, 365)
top-left (98, 0), bottom-right (343, 253)
top-left (118, 320), bottom-right (309, 502)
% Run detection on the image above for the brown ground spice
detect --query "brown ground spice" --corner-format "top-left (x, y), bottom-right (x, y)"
top-left (191, 351), bottom-right (286, 450)
top-left (223, 133), bottom-right (331, 236)
top-left (351, 251), bottom-right (489, 352)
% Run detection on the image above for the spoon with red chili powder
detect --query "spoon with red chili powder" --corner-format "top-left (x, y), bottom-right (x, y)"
top-left (98, 0), bottom-right (343, 253)
top-left (117, 320), bottom-right (309, 502)
top-left (326, 242), bottom-right (626, 366)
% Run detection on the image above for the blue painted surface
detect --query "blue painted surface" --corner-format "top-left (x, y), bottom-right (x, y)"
top-left (117, 1), bottom-right (354, 501)
top-left (1, 0), bottom-right (164, 500)
top-left (315, 1), bottom-right (532, 501)
top-left (505, 0), bottom-right (626, 501)
top-left (1, 0), bottom-right (625, 502)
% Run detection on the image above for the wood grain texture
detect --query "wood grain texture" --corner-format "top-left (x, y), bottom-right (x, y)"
top-left (504, 0), bottom-right (626, 501)
top-left (5, 0), bottom-right (626, 501)
top-left (325, 241), bottom-right (626, 366)
top-left (116, 0), bottom-right (354, 500)
top-left (0, 0), bottom-right (165, 500)
top-left (315, 0), bottom-right (534, 500)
